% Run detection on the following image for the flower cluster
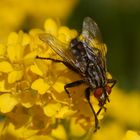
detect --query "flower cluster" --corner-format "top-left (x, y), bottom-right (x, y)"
top-left (0, 18), bottom-right (105, 139)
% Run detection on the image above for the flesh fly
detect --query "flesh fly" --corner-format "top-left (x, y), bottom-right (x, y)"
top-left (37, 17), bottom-right (116, 131)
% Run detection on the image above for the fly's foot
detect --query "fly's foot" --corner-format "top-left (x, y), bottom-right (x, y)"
top-left (93, 122), bottom-right (100, 133)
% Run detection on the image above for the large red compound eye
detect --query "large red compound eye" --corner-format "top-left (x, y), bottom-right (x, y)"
top-left (94, 88), bottom-right (103, 99)
top-left (105, 85), bottom-right (112, 94)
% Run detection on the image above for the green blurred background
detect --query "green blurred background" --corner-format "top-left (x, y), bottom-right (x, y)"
top-left (67, 0), bottom-right (140, 90)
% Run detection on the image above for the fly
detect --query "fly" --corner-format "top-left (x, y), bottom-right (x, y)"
top-left (36, 17), bottom-right (116, 132)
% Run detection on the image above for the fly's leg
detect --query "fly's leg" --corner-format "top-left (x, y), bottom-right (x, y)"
top-left (85, 87), bottom-right (100, 132)
top-left (107, 79), bottom-right (117, 88)
top-left (36, 56), bottom-right (80, 73)
top-left (36, 56), bottom-right (64, 63)
top-left (96, 88), bottom-right (108, 116)
top-left (36, 56), bottom-right (84, 98)
top-left (64, 80), bottom-right (85, 107)
top-left (97, 79), bottom-right (116, 116)
top-left (96, 99), bottom-right (107, 116)
top-left (64, 80), bottom-right (85, 98)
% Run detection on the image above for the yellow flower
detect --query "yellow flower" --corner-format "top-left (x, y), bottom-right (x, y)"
top-left (0, 18), bottom-right (107, 138)
top-left (0, 93), bottom-right (18, 113)
top-left (0, 0), bottom-right (79, 40)
top-left (108, 88), bottom-right (140, 128)
top-left (92, 122), bottom-right (125, 140)
top-left (122, 130), bottom-right (140, 140)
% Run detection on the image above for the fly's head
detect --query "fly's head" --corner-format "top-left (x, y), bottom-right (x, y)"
top-left (93, 85), bottom-right (112, 106)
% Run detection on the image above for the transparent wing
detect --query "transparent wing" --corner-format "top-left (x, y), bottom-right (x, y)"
top-left (82, 17), bottom-right (107, 55)
top-left (82, 17), bottom-right (107, 68)
top-left (82, 17), bottom-right (102, 42)
top-left (39, 33), bottom-right (77, 67)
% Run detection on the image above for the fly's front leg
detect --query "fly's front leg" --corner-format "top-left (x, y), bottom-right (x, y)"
top-left (36, 56), bottom-right (64, 63)
top-left (97, 79), bottom-right (116, 115)
top-left (64, 80), bottom-right (85, 108)
top-left (107, 79), bottom-right (117, 88)
top-left (85, 87), bottom-right (100, 132)
top-left (96, 99), bottom-right (107, 116)
top-left (64, 80), bottom-right (85, 98)
top-left (36, 56), bottom-right (80, 73)
top-left (36, 56), bottom-right (84, 98)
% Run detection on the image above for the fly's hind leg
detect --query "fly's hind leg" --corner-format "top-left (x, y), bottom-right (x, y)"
top-left (85, 87), bottom-right (100, 132)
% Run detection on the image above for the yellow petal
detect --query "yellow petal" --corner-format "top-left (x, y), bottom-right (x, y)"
top-left (69, 29), bottom-right (78, 39)
top-left (24, 51), bottom-right (37, 66)
top-left (44, 19), bottom-right (58, 36)
top-left (122, 130), bottom-right (140, 140)
top-left (0, 61), bottom-right (13, 73)
top-left (0, 94), bottom-right (18, 113)
top-left (56, 106), bottom-right (76, 118)
top-left (3, 123), bottom-right (37, 139)
top-left (7, 44), bottom-right (26, 62)
top-left (53, 81), bottom-right (65, 93)
top-left (31, 78), bottom-right (50, 94)
top-left (29, 29), bottom-right (43, 36)
top-left (0, 80), bottom-right (10, 92)
top-left (7, 32), bottom-right (18, 45)
top-left (51, 124), bottom-right (67, 140)
top-left (35, 60), bottom-right (49, 75)
top-left (70, 118), bottom-right (86, 137)
top-left (8, 70), bottom-right (24, 84)
top-left (43, 102), bottom-right (61, 117)
top-left (58, 27), bottom-right (77, 43)
top-left (0, 44), bottom-right (6, 56)
top-left (58, 26), bottom-right (71, 43)
top-left (30, 63), bottom-right (43, 76)
top-left (7, 32), bottom-right (26, 62)
top-left (22, 33), bottom-right (30, 46)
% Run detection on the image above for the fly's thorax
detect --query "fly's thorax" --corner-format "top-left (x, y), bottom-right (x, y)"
top-left (70, 39), bottom-right (87, 59)
top-left (70, 39), bottom-right (88, 73)
top-left (69, 38), bottom-right (107, 87)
